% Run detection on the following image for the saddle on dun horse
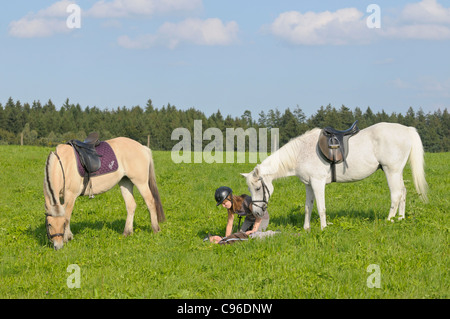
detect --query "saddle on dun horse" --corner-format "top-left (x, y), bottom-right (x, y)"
top-left (68, 132), bottom-right (102, 197)
top-left (68, 132), bottom-right (101, 173)
top-left (318, 120), bottom-right (360, 182)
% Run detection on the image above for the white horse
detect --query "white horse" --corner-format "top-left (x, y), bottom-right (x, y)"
top-left (242, 122), bottom-right (428, 230)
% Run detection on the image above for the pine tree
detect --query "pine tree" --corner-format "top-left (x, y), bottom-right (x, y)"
top-left (241, 110), bottom-right (252, 127)
top-left (257, 110), bottom-right (267, 128)
top-left (294, 105), bottom-right (306, 122)
top-left (308, 105), bottom-right (326, 128)
top-left (363, 107), bottom-right (376, 127)
top-left (0, 103), bottom-right (4, 129)
top-left (403, 107), bottom-right (416, 126)
top-left (279, 108), bottom-right (300, 145)
top-left (353, 107), bottom-right (364, 127)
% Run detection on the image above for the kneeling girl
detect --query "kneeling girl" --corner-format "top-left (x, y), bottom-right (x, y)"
top-left (208, 186), bottom-right (269, 243)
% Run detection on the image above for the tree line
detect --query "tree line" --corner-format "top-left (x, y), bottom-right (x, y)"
top-left (0, 97), bottom-right (448, 152)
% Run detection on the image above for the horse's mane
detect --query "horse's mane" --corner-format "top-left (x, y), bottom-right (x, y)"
top-left (260, 128), bottom-right (320, 178)
top-left (44, 151), bottom-right (65, 216)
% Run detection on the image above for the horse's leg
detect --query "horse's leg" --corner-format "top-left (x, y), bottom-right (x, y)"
top-left (119, 177), bottom-right (137, 237)
top-left (303, 184), bottom-right (314, 231)
top-left (133, 180), bottom-right (160, 233)
top-left (311, 178), bottom-right (327, 230)
top-left (398, 186), bottom-right (407, 220)
top-left (383, 166), bottom-right (405, 221)
top-left (63, 193), bottom-right (77, 242)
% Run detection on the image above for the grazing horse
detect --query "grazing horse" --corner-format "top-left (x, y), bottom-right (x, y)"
top-left (242, 122), bottom-right (428, 230)
top-left (44, 137), bottom-right (165, 250)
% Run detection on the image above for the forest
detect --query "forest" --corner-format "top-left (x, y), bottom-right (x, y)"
top-left (0, 97), bottom-right (448, 152)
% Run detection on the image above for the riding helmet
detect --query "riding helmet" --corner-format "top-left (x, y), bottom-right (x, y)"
top-left (215, 186), bottom-right (232, 206)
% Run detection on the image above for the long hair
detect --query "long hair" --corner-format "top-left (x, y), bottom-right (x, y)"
top-left (227, 194), bottom-right (249, 214)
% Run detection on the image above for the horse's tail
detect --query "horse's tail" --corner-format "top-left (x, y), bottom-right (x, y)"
top-left (408, 127), bottom-right (428, 203)
top-left (147, 147), bottom-right (165, 222)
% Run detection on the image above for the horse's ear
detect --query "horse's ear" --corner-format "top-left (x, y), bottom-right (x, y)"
top-left (240, 173), bottom-right (249, 178)
top-left (253, 165), bottom-right (260, 177)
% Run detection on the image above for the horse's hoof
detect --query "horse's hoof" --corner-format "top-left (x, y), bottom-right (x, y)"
top-left (64, 233), bottom-right (73, 243)
top-left (152, 226), bottom-right (161, 233)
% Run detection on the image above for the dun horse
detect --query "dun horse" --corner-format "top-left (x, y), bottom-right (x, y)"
top-left (242, 122), bottom-right (428, 230)
top-left (44, 136), bottom-right (165, 250)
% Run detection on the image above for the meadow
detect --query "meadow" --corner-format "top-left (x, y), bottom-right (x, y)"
top-left (0, 145), bottom-right (448, 298)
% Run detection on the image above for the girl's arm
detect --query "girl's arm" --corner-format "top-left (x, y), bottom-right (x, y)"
top-left (225, 211), bottom-right (234, 237)
top-left (245, 217), bottom-right (262, 235)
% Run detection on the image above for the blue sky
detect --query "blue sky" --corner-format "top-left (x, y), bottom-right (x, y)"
top-left (1, 0), bottom-right (449, 118)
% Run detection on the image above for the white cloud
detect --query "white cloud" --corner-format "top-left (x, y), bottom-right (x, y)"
top-left (267, 8), bottom-right (368, 45)
top-left (267, 0), bottom-right (450, 45)
top-left (8, 0), bottom-right (75, 38)
top-left (8, 0), bottom-right (203, 38)
top-left (9, 18), bottom-right (70, 38)
top-left (384, 0), bottom-right (450, 40)
top-left (400, 0), bottom-right (450, 24)
top-left (87, 0), bottom-right (202, 18)
top-left (118, 18), bottom-right (239, 49)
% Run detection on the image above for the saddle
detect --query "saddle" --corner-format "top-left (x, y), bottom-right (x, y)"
top-left (318, 121), bottom-right (360, 182)
top-left (68, 132), bottom-right (102, 173)
top-left (68, 132), bottom-right (102, 197)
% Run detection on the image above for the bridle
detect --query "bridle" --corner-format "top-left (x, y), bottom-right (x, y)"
top-left (45, 214), bottom-right (66, 240)
top-left (251, 177), bottom-right (271, 211)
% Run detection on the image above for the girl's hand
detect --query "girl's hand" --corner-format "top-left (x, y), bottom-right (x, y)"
top-left (246, 217), bottom-right (262, 236)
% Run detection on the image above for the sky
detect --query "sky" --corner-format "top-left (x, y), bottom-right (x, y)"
top-left (1, 0), bottom-right (450, 118)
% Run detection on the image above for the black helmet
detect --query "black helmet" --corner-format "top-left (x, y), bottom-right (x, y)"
top-left (215, 186), bottom-right (232, 206)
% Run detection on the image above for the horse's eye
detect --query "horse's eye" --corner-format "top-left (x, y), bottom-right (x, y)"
top-left (256, 187), bottom-right (261, 191)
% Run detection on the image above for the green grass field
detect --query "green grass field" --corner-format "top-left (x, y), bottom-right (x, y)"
top-left (0, 145), bottom-right (448, 298)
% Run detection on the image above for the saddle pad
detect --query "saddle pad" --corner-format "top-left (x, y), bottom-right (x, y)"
top-left (74, 141), bottom-right (119, 177)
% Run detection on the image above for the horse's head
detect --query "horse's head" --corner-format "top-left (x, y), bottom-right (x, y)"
top-left (45, 214), bottom-right (66, 250)
top-left (241, 165), bottom-right (273, 217)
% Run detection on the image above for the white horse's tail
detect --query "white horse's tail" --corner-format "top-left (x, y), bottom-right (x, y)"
top-left (408, 127), bottom-right (428, 203)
